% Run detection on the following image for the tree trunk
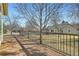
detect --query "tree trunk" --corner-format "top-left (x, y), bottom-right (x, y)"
top-left (40, 28), bottom-right (42, 44)
top-left (39, 5), bottom-right (42, 44)
top-left (28, 31), bottom-right (29, 39)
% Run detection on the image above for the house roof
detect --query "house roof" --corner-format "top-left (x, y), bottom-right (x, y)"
top-left (48, 23), bottom-right (79, 29)
top-left (60, 23), bottom-right (79, 29)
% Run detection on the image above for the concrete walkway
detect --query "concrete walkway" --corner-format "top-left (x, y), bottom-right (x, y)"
top-left (14, 36), bottom-right (63, 56)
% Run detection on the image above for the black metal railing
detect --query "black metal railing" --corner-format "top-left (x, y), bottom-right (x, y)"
top-left (27, 31), bottom-right (79, 56)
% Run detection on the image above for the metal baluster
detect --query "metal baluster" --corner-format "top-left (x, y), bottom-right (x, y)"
top-left (60, 34), bottom-right (61, 51)
top-left (67, 35), bottom-right (69, 55)
top-left (70, 35), bottom-right (71, 56)
top-left (56, 34), bottom-right (58, 49)
top-left (65, 35), bottom-right (66, 53)
top-left (66, 35), bottom-right (67, 54)
top-left (73, 35), bottom-right (75, 56)
top-left (58, 33), bottom-right (59, 50)
top-left (63, 34), bottom-right (64, 52)
top-left (59, 34), bottom-right (60, 50)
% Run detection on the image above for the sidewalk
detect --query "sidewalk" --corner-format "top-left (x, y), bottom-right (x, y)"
top-left (0, 35), bottom-right (26, 56)
top-left (17, 36), bottom-right (63, 56)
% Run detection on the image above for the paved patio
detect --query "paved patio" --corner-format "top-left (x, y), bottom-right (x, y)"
top-left (15, 36), bottom-right (63, 56)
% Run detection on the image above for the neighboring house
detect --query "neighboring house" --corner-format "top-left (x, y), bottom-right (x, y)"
top-left (47, 22), bottom-right (79, 34)
top-left (11, 26), bottom-right (21, 35)
top-left (20, 28), bottom-right (27, 36)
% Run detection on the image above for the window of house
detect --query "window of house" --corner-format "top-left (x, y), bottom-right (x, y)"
top-left (61, 30), bottom-right (63, 33)
top-left (51, 30), bottom-right (54, 32)
top-left (68, 30), bottom-right (70, 32)
top-left (77, 28), bottom-right (79, 31)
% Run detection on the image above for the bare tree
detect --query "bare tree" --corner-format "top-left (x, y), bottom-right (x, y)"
top-left (66, 4), bottom-right (79, 24)
top-left (4, 15), bottom-right (20, 35)
top-left (49, 9), bottom-right (62, 32)
top-left (15, 3), bottom-right (62, 44)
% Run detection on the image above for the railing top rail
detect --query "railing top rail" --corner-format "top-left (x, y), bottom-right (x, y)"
top-left (29, 31), bottom-right (79, 36)
top-left (43, 32), bottom-right (79, 36)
